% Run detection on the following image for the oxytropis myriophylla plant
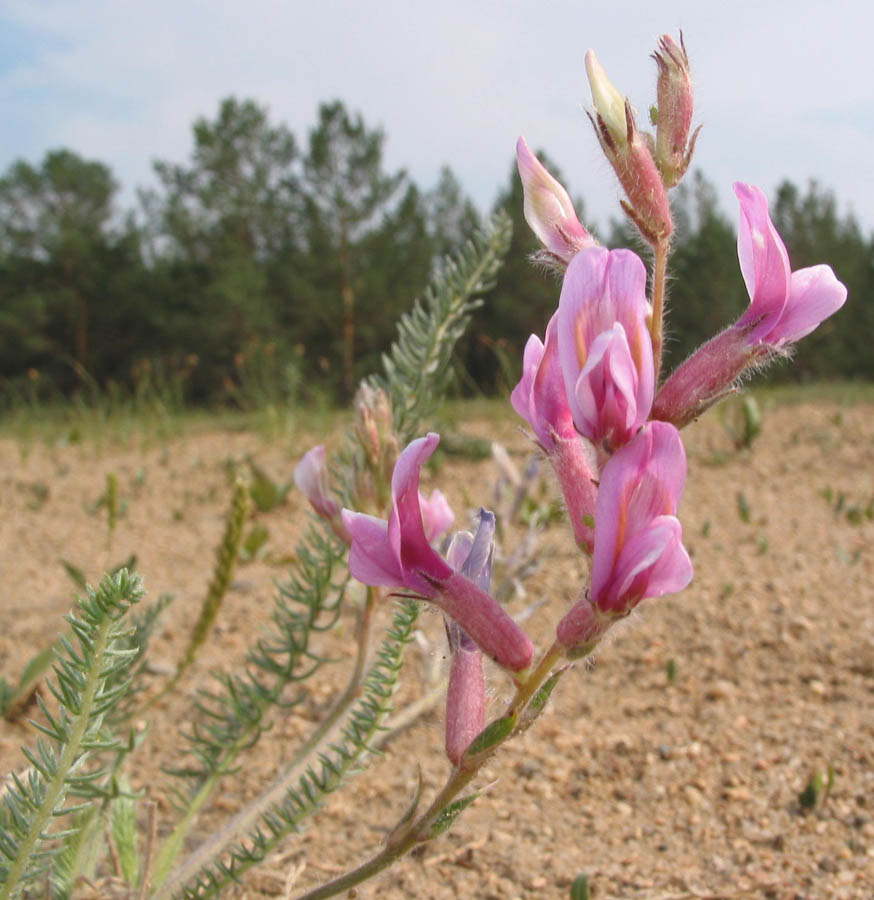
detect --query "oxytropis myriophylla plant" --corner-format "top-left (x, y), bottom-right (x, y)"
top-left (293, 32), bottom-right (847, 898)
top-left (0, 31), bottom-right (847, 900)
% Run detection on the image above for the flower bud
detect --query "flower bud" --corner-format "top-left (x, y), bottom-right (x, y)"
top-left (516, 136), bottom-right (595, 268)
top-left (354, 383), bottom-right (399, 508)
top-left (585, 50), bottom-right (627, 146)
top-left (585, 49), bottom-right (672, 244)
top-left (294, 445), bottom-right (351, 544)
top-left (652, 33), bottom-right (699, 187)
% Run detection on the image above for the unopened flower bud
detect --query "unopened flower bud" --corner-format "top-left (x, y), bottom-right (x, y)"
top-left (294, 445), bottom-right (351, 543)
top-left (585, 50), bottom-right (627, 146)
top-left (354, 384), bottom-right (399, 507)
top-left (585, 49), bottom-right (672, 244)
top-left (516, 136), bottom-right (595, 269)
top-left (652, 33), bottom-right (699, 187)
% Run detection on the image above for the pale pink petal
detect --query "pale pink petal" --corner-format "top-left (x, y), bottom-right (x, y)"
top-left (294, 445), bottom-right (339, 519)
top-left (602, 517), bottom-right (692, 612)
top-left (512, 316), bottom-right (576, 450)
top-left (574, 323), bottom-right (640, 446)
top-left (510, 333), bottom-right (545, 435)
top-left (342, 510), bottom-right (404, 587)
top-left (420, 489), bottom-right (455, 542)
top-left (734, 182), bottom-right (791, 341)
top-left (590, 422), bottom-right (687, 607)
top-left (558, 247), bottom-right (653, 447)
top-left (558, 247), bottom-right (612, 418)
top-left (770, 264), bottom-right (848, 345)
top-left (533, 315), bottom-right (577, 443)
top-left (516, 136), bottom-right (592, 261)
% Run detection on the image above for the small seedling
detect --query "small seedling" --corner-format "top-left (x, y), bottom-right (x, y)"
top-left (799, 765), bottom-right (835, 810)
top-left (240, 523), bottom-right (271, 562)
top-left (571, 873), bottom-right (590, 900)
top-left (248, 459), bottom-right (293, 512)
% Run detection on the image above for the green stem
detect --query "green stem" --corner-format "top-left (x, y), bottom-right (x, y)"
top-left (0, 616), bottom-right (114, 900)
top-left (292, 640), bottom-right (568, 900)
top-left (153, 591), bottom-right (375, 899)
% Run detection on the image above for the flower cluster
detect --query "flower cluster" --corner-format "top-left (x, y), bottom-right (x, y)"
top-left (298, 32), bottom-right (847, 768)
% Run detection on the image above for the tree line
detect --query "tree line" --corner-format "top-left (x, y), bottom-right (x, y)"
top-left (1, 97), bottom-right (871, 408)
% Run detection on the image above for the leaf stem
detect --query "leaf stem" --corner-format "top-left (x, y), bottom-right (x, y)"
top-left (0, 614), bottom-right (114, 900)
top-left (154, 590), bottom-right (375, 898)
top-left (292, 640), bottom-right (567, 900)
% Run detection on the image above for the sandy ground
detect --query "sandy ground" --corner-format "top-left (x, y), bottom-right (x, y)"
top-left (1, 399), bottom-right (873, 899)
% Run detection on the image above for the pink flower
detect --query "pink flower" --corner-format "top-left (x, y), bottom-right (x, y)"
top-left (734, 182), bottom-right (846, 346)
top-left (511, 314), bottom-right (598, 550)
top-left (294, 445), bottom-right (340, 519)
top-left (556, 422), bottom-right (692, 651)
top-left (515, 136), bottom-right (594, 266)
top-left (557, 247), bottom-right (655, 453)
top-left (653, 184), bottom-right (847, 428)
top-left (342, 434), bottom-right (533, 673)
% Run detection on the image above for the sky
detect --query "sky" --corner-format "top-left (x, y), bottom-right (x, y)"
top-left (1, 0), bottom-right (872, 237)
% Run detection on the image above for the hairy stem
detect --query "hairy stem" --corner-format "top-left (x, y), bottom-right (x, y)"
top-left (650, 238), bottom-right (670, 384)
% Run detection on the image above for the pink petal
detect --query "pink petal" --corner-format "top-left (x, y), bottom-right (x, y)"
top-left (420, 489), bottom-right (454, 542)
top-left (558, 247), bottom-right (653, 443)
top-left (294, 445), bottom-right (338, 518)
top-left (590, 422), bottom-right (687, 605)
top-left (573, 323), bottom-right (640, 445)
top-left (734, 182), bottom-right (791, 341)
top-left (603, 516), bottom-right (692, 611)
top-left (510, 333), bottom-right (545, 435)
top-left (516, 136), bottom-right (592, 261)
top-left (342, 510), bottom-right (405, 587)
top-left (769, 264), bottom-right (848, 345)
top-left (512, 316), bottom-right (576, 449)
top-left (389, 433), bottom-right (444, 573)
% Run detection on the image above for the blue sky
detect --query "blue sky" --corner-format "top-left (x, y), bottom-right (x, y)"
top-left (1, 0), bottom-right (872, 235)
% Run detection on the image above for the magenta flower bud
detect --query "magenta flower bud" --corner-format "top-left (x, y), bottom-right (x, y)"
top-left (653, 183), bottom-right (847, 427)
top-left (443, 512), bottom-right (494, 765)
top-left (652, 33), bottom-right (700, 187)
top-left (557, 422), bottom-right (692, 653)
top-left (511, 315), bottom-right (598, 550)
top-left (557, 247), bottom-right (655, 454)
top-left (342, 435), bottom-right (533, 672)
top-left (585, 50), bottom-right (672, 243)
top-left (294, 445), bottom-right (340, 520)
top-left (515, 136), bottom-right (595, 268)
